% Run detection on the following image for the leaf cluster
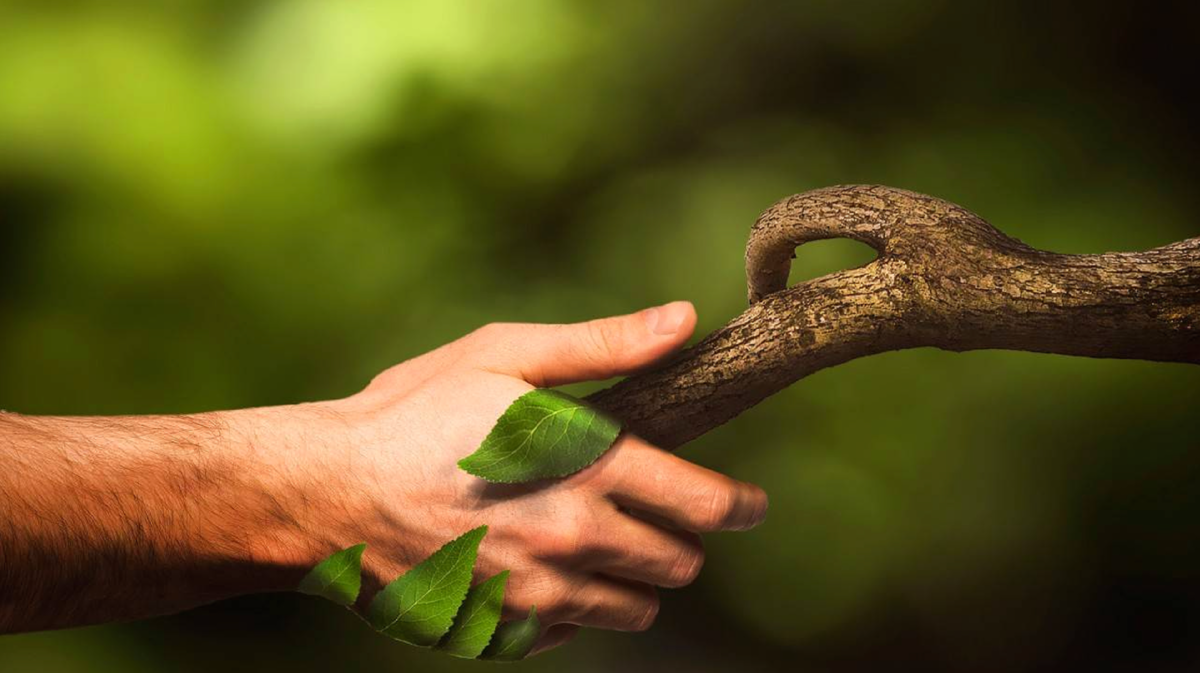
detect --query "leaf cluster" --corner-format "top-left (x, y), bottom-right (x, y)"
top-left (298, 389), bottom-right (621, 662)
top-left (300, 528), bottom-right (539, 662)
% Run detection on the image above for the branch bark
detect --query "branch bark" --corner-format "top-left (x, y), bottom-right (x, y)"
top-left (587, 185), bottom-right (1200, 449)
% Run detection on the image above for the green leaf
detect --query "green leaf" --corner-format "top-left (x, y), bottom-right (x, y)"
top-left (481, 606), bottom-right (541, 662)
top-left (459, 389), bottom-right (622, 483)
top-left (436, 570), bottom-right (509, 659)
top-left (297, 543), bottom-right (366, 606)
top-left (368, 526), bottom-right (487, 647)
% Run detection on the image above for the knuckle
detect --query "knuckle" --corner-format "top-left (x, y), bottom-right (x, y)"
top-left (578, 435), bottom-right (630, 486)
top-left (470, 321), bottom-right (524, 344)
top-left (506, 574), bottom-right (574, 619)
top-left (470, 322), bottom-right (504, 341)
top-left (632, 596), bottom-right (660, 632)
top-left (696, 482), bottom-right (738, 530)
top-left (531, 529), bottom-right (575, 560)
top-left (503, 590), bottom-right (535, 614)
top-left (465, 322), bottom-right (535, 370)
top-left (532, 509), bottom-right (590, 559)
top-left (365, 365), bottom-right (401, 391)
top-left (516, 585), bottom-right (567, 615)
top-left (580, 320), bottom-right (622, 366)
top-left (664, 547), bottom-right (705, 587)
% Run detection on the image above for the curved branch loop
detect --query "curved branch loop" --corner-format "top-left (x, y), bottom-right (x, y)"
top-left (589, 185), bottom-right (1200, 449)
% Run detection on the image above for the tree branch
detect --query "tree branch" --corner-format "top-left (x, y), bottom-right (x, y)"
top-left (587, 185), bottom-right (1200, 449)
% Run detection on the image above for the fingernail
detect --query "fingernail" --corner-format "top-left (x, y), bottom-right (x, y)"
top-left (643, 301), bottom-right (690, 336)
top-left (744, 489), bottom-right (768, 530)
top-left (754, 495), bottom-right (769, 528)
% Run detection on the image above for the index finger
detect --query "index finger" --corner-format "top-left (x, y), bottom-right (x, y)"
top-left (599, 436), bottom-right (768, 533)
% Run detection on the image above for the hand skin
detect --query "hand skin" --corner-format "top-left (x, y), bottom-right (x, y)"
top-left (0, 301), bottom-right (768, 654)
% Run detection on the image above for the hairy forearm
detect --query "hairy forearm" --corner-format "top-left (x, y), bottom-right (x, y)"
top-left (0, 407), bottom-right (329, 633)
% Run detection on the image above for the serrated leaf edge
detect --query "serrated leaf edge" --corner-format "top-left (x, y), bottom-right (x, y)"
top-left (300, 528), bottom-right (539, 661)
top-left (480, 605), bottom-right (541, 662)
top-left (370, 525), bottom-right (487, 642)
top-left (297, 542), bottom-right (366, 606)
top-left (436, 570), bottom-right (510, 659)
top-left (458, 388), bottom-right (622, 484)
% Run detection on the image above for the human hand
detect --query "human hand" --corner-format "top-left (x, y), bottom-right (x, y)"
top-left (247, 302), bottom-right (768, 654)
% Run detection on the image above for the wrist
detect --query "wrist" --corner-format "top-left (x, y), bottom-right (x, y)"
top-left (218, 401), bottom-right (364, 592)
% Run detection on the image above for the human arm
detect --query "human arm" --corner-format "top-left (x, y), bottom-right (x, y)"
top-left (0, 302), bottom-right (767, 652)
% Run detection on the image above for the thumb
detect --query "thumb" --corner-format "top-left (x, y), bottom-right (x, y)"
top-left (475, 301), bottom-right (697, 386)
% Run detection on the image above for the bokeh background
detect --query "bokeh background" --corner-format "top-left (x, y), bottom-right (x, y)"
top-left (2, 1), bottom-right (1198, 670)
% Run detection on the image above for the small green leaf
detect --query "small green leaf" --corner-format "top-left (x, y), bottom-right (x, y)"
top-left (436, 570), bottom-right (509, 659)
top-left (368, 526), bottom-right (487, 647)
top-left (459, 389), bottom-right (622, 483)
top-left (481, 606), bottom-right (541, 662)
top-left (297, 543), bottom-right (366, 606)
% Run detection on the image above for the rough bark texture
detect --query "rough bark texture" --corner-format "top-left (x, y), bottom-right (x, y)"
top-left (587, 185), bottom-right (1200, 449)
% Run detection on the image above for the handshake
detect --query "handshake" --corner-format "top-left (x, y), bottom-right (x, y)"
top-left (292, 300), bottom-right (768, 658)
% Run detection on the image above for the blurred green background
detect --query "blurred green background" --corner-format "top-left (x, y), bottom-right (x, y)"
top-left (2, 1), bottom-right (1198, 670)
